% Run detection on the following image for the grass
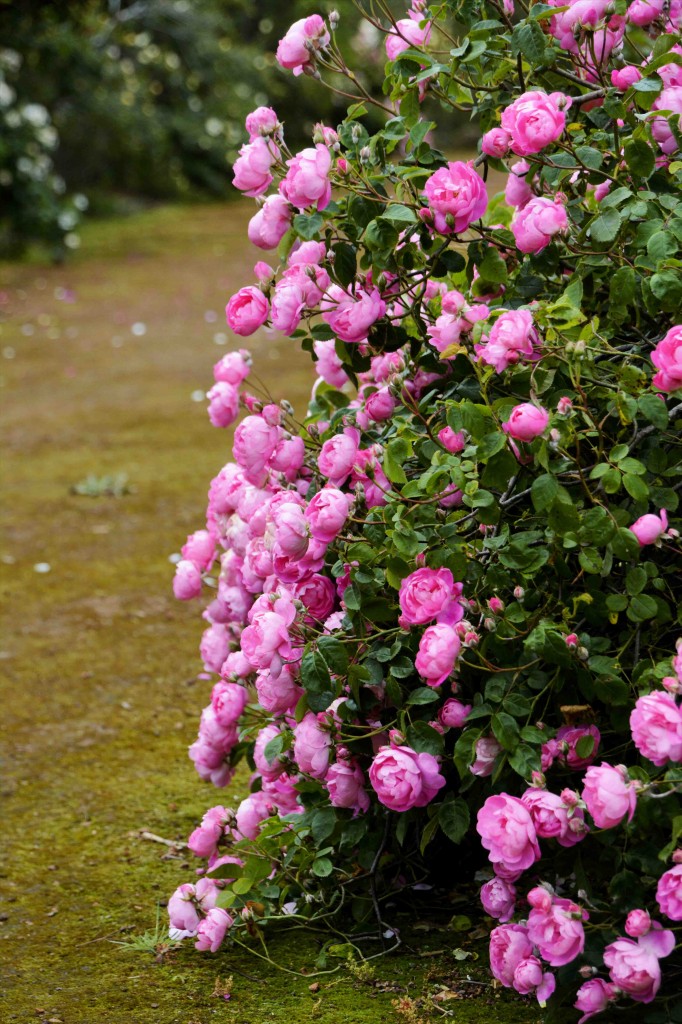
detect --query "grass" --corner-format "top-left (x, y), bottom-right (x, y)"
top-left (0, 200), bottom-right (548, 1023)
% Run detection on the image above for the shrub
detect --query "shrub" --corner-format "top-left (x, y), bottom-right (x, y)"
top-left (168, 2), bottom-right (682, 1018)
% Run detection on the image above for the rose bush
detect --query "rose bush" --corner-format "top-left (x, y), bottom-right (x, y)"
top-left (167, 2), bottom-right (682, 1018)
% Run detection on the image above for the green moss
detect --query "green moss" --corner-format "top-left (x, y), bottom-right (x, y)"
top-left (0, 203), bottom-right (548, 1023)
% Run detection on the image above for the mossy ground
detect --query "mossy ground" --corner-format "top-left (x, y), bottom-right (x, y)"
top-left (1, 203), bottom-right (546, 1023)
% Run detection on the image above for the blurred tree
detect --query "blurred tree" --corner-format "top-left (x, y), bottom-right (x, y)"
top-left (0, 0), bottom-right (386, 253)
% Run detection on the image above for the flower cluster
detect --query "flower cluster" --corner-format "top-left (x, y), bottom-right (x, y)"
top-left (166, 2), bottom-right (682, 1016)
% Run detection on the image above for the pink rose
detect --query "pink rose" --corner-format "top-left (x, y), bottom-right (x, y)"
top-left (574, 979), bottom-right (617, 1023)
top-left (188, 806), bottom-right (229, 859)
top-left (271, 279), bottom-right (306, 335)
top-left (306, 488), bottom-right (352, 543)
top-left (245, 106), bottom-right (279, 139)
top-left (385, 12), bottom-right (432, 60)
top-left (235, 791), bottom-right (275, 839)
top-left (293, 711), bottom-right (332, 779)
top-left (321, 284), bottom-right (386, 343)
top-left (470, 735), bottom-right (502, 776)
top-left (475, 309), bottom-right (539, 373)
top-left (365, 387), bottom-right (397, 423)
top-left (628, 0), bottom-right (665, 25)
top-left (489, 923), bottom-right (533, 986)
top-left (630, 691), bottom-right (682, 766)
top-left (438, 426), bottom-right (466, 453)
top-left (554, 724), bottom-right (600, 769)
top-left (521, 788), bottom-right (587, 847)
top-left (369, 744), bottom-right (445, 811)
top-left (255, 664), bottom-right (302, 715)
top-left (423, 161), bottom-right (488, 234)
top-left (651, 87), bottom-right (682, 155)
top-left (274, 502), bottom-right (310, 559)
top-left (611, 66), bottom-right (642, 89)
top-left (604, 927), bottom-right (675, 1003)
top-left (325, 756), bottom-right (370, 814)
top-left (481, 127), bottom-right (511, 158)
top-left (253, 723), bottom-right (285, 781)
top-left (292, 573), bottom-right (336, 622)
top-left (207, 381), bottom-right (240, 428)
top-left (527, 898), bottom-right (586, 966)
top-left (512, 196), bottom-right (568, 253)
top-left (211, 681), bottom-right (248, 728)
top-left (656, 864), bottom-right (682, 920)
top-left (276, 15), bottom-right (330, 76)
top-left (213, 350), bottom-right (251, 386)
top-left (505, 159), bottom-right (534, 209)
top-left (168, 878), bottom-right (219, 936)
top-left (182, 529), bottom-right (215, 571)
top-left (194, 907), bottom-right (233, 953)
top-left (501, 91), bottom-right (568, 156)
top-left (225, 286), bottom-right (269, 337)
top-left (313, 339), bottom-right (349, 388)
top-left (232, 137), bottom-right (278, 197)
top-left (503, 402), bottom-right (549, 441)
top-left (280, 144), bottom-right (332, 211)
top-left (200, 624), bottom-right (230, 674)
top-left (476, 794), bottom-right (541, 878)
top-left (399, 567), bottom-right (463, 627)
top-left (512, 957), bottom-right (555, 1004)
top-left (651, 324), bottom-right (682, 392)
top-left (480, 876), bottom-right (516, 922)
top-left (317, 427), bottom-right (360, 486)
top-left (582, 763), bottom-right (637, 829)
top-left (626, 909), bottom-right (652, 937)
top-left (415, 623), bottom-right (461, 686)
top-left (439, 698), bottom-right (471, 729)
top-left (248, 194), bottom-right (293, 250)
top-left (173, 559), bottom-right (202, 600)
top-left (232, 415), bottom-right (280, 483)
top-left (630, 509), bottom-right (668, 546)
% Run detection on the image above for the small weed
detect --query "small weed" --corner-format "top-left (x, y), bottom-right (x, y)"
top-left (346, 954), bottom-right (376, 984)
top-left (70, 473), bottom-right (133, 497)
top-left (113, 907), bottom-right (179, 959)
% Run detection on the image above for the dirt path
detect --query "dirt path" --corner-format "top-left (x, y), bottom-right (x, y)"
top-left (0, 203), bottom-right (538, 1024)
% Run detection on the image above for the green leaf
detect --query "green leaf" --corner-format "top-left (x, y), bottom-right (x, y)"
top-left (293, 212), bottom-right (324, 240)
top-left (589, 209), bottom-right (622, 244)
top-left (531, 473), bottom-right (559, 512)
top-left (650, 270), bottom-right (682, 312)
top-left (312, 857), bottom-right (334, 878)
top-left (382, 204), bottom-right (418, 225)
top-left (627, 594), bottom-right (658, 622)
top-left (623, 473), bottom-right (649, 501)
top-left (264, 734), bottom-right (285, 765)
top-left (477, 247), bottom-right (508, 285)
top-left (231, 876), bottom-right (253, 895)
top-left (492, 711), bottom-right (520, 752)
top-left (609, 266), bottom-right (636, 312)
top-left (383, 439), bottom-right (409, 485)
top-left (438, 796), bottom-right (470, 845)
top-left (508, 743), bottom-right (541, 778)
top-left (318, 636), bottom-right (349, 675)
top-left (610, 527), bottom-right (640, 559)
top-left (332, 243), bottom-right (357, 289)
top-left (406, 721), bottom-right (445, 755)
top-left (624, 138), bottom-right (655, 179)
top-left (301, 650), bottom-right (332, 693)
top-left (311, 807), bottom-right (337, 844)
top-left (511, 21), bottom-right (547, 63)
top-left (406, 687), bottom-right (440, 705)
top-left (477, 431), bottom-right (507, 462)
top-left (419, 814), bottom-right (440, 855)
top-left (638, 393), bottom-right (669, 429)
